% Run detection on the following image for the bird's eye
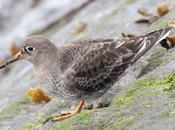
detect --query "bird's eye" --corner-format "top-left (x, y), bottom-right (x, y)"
top-left (24, 46), bottom-right (35, 53)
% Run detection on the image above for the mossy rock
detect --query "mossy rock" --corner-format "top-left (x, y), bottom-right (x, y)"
top-left (112, 71), bottom-right (175, 107)
top-left (0, 96), bottom-right (29, 119)
top-left (51, 110), bottom-right (93, 130)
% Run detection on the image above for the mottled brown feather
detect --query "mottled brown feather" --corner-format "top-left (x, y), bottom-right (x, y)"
top-left (64, 28), bottom-right (171, 92)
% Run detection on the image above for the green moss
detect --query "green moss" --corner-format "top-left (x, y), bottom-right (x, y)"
top-left (51, 110), bottom-right (93, 130)
top-left (147, 19), bottom-right (169, 32)
top-left (161, 112), bottom-right (171, 118)
top-left (114, 96), bottom-right (133, 106)
top-left (170, 111), bottom-right (175, 117)
top-left (103, 117), bottom-right (124, 130)
top-left (113, 72), bottom-right (175, 106)
top-left (112, 78), bottom-right (157, 106)
top-left (147, 8), bottom-right (175, 32)
top-left (96, 120), bottom-right (109, 130)
top-left (161, 73), bottom-right (175, 92)
top-left (21, 110), bottom-right (93, 130)
top-left (20, 71), bottom-right (175, 129)
top-left (103, 116), bottom-right (135, 130)
top-left (142, 46), bottom-right (175, 77)
top-left (139, 48), bottom-right (170, 76)
top-left (145, 90), bottom-right (158, 96)
top-left (163, 85), bottom-right (175, 92)
top-left (72, 110), bottom-right (93, 125)
top-left (160, 111), bottom-right (175, 119)
top-left (20, 113), bottom-right (52, 130)
top-left (0, 96), bottom-right (29, 119)
top-left (148, 48), bottom-right (165, 62)
top-left (20, 119), bottom-right (43, 130)
top-left (51, 120), bottom-right (74, 130)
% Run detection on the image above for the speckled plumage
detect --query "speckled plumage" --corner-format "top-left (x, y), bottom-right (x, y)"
top-left (26, 28), bottom-right (171, 100)
top-left (0, 28), bottom-right (172, 100)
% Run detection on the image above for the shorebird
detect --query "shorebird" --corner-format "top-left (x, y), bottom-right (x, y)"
top-left (0, 27), bottom-right (172, 121)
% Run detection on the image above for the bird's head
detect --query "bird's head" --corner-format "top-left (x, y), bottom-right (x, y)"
top-left (0, 35), bottom-right (57, 69)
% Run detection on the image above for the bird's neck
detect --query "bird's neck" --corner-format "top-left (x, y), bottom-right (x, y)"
top-left (33, 47), bottom-right (60, 71)
top-left (33, 45), bottom-right (77, 73)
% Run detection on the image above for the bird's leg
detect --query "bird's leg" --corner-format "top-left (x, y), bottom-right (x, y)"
top-left (53, 99), bottom-right (85, 122)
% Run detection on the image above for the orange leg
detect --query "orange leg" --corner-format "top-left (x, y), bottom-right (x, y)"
top-left (53, 99), bottom-right (85, 122)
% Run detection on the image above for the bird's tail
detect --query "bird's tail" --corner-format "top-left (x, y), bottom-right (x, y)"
top-left (131, 27), bottom-right (172, 63)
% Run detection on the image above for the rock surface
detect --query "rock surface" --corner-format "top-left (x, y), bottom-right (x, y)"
top-left (0, 0), bottom-right (175, 130)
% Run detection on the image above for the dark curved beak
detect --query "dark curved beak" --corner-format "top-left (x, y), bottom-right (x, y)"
top-left (0, 51), bottom-right (23, 69)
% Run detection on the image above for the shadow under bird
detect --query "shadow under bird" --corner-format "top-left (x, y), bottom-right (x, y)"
top-left (0, 27), bottom-right (172, 121)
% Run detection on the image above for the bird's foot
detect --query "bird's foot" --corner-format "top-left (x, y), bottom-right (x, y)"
top-left (58, 111), bottom-right (73, 116)
top-left (52, 100), bottom-right (85, 122)
top-left (52, 111), bottom-right (76, 122)
top-left (84, 100), bottom-right (111, 109)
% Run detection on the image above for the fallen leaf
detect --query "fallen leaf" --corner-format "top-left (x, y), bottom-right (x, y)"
top-left (10, 42), bottom-right (20, 56)
top-left (72, 20), bottom-right (87, 35)
top-left (27, 87), bottom-right (51, 103)
top-left (156, 2), bottom-right (171, 17)
top-left (168, 20), bottom-right (175, 28)
top-left (137, 7), bottom-right (152, 17)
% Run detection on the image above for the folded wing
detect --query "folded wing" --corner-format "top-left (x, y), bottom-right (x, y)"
top-left (65, 28), bottom-right (172, 92)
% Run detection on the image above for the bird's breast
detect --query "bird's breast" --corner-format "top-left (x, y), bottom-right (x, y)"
top-left (35, 67), bottom-right (79, 98)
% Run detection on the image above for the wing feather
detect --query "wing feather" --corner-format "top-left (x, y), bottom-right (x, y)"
top-left (63, 28), bottom-right (172, 92)
top-left (67, 42), bottom-right (134, 91)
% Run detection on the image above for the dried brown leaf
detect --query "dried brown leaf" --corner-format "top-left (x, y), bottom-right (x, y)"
top-left (137, 7), bottom-right (152, 17)
top-left (72, 20), bottom-right (87, 35)
top-left (10, 42), bottom-right (20, 56)
top-left (27, 87), bottom-right (51, 103)
top-left (156, 2), bottom-right (171, 17)
top-left (167, 35), bottom-right (175, 45)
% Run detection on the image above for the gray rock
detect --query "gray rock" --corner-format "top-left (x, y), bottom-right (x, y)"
top-left (0, 0), bottom-right (175, 130)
